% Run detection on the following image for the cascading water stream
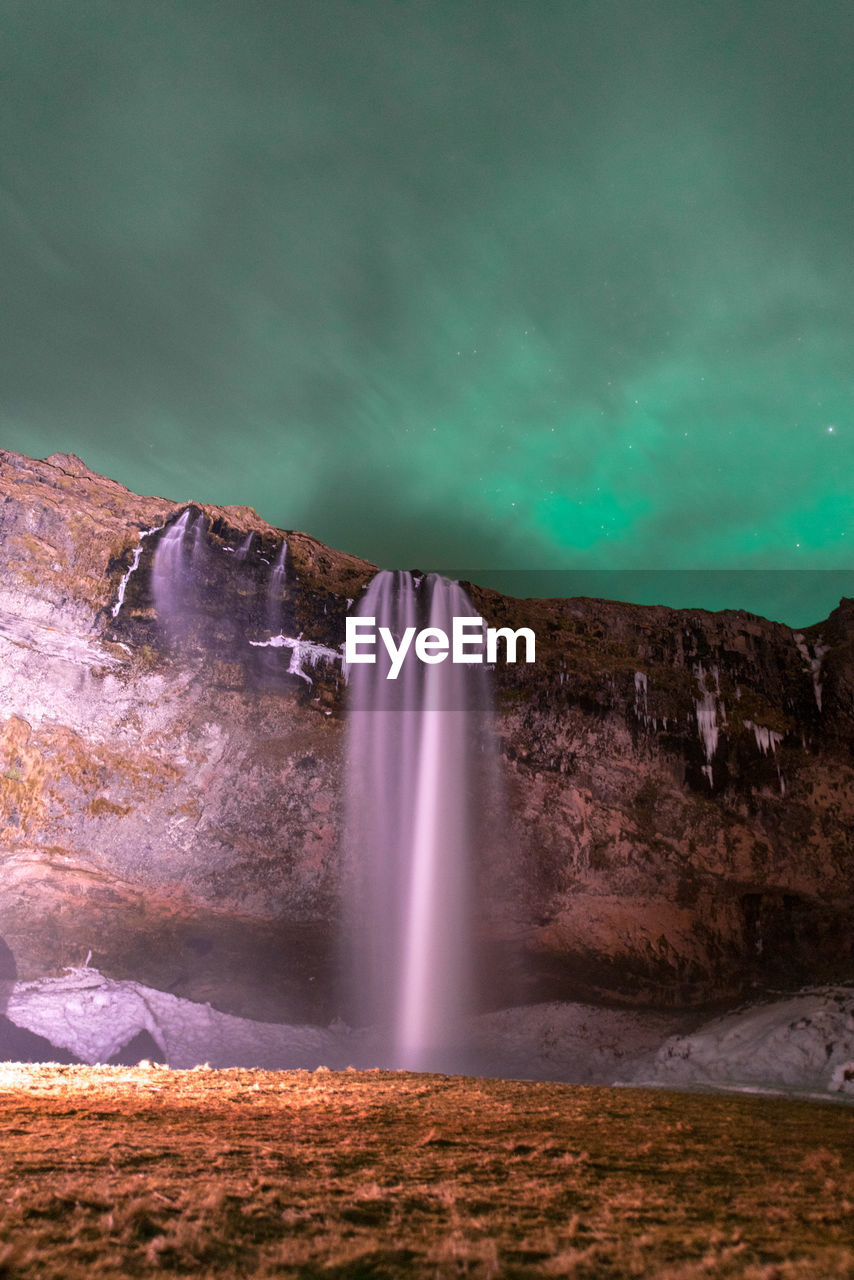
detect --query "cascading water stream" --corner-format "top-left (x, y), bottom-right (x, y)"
top-left (344, 570), bottom-right (490, 1071)
top-left (151, 509), bottom-right (209, 643)
top-left (271, 539), bottom-right (287, 589)
top-left (236, 532), bottom-right (255, 561)
top-left (150, 509), bottom-right (192, 620)
top-left (398, 575), bottom-right (475, 1067)
top-left (191, 512), bottom-right (206, 564)
top-left (265, 539), bottom-right (288, 640)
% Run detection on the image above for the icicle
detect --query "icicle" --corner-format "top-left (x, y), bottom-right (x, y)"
top-left (694, 662), bottom-right (719, 785)
top-left (743, 719), bottom-right (783, 755)
top-left (634, 671), bottom-right (649, 723)
top-left (632, 671), bottom-right (659, 731)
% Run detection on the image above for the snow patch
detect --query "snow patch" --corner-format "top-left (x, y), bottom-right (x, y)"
top-left (4, 969), bottom-right (681, 1080)
top-left (831, 1061), bottom-right (854, 1095)
top-left (5, 970), bottom-right (854, 1098)
top-left (6, 968), bottom-right (340, 1069)
top-left (643, 986), bottom-right (854, 1097)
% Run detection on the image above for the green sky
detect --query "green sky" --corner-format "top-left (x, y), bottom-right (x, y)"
top-left (1, 0), bottom-right (851, 621)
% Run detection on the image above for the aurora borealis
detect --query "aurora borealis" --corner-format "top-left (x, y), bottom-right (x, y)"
top-left (1, 1), bottom-right (851, 622)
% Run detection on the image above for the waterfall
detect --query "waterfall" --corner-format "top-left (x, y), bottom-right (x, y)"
top-left (236, 532), bottom-right (255, 561)
top-left (344, 570), bottom-right (491, 1071)
top-left (151, 509), bottom-right (208, 638)
top-left (265, 539), bottom-right (288, 639)
top-left (150, 509), bottom-right (193, 621)
top-left (191, 512), bottom-right (206, 565)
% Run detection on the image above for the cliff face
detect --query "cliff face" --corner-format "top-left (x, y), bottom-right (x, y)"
top-left (1, 448), bottom-right (852, 1023)
top-left (474, 588), bottom-right (854, 1006)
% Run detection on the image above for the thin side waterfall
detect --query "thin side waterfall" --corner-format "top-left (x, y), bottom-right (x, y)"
top-left (265, 539), bottom-right (288, 638)
top-left (271, 538), bottom-right (287, 588)
top-left (236, 532), bottom-right (255, 561)
top-left (191, 512), bottom-right (206, 564)
top-left (344, 570), bottom-right (490, 1071)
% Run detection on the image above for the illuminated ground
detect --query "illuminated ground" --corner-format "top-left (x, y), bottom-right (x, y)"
top-left (0, 1065), bottom-right (852, 1278)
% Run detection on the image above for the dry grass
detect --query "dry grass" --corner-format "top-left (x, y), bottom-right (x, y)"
top-left (0, 1064), bottom-right (852, 1278)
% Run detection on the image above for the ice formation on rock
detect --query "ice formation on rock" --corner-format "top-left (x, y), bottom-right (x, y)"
top-left (633, 670), bottom-right (651, 728)
top-left (742, 719), bottom-right (783, 755)
top-left (645, 986), bottom-right (854, 1098)
top-left (694, 663), bottom-right (721, 786)
top-left (249, 633), bottom-right (342, 684)
top-left (793, 633), bottom-right (830, 712)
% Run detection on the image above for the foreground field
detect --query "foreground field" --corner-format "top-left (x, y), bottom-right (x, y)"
top-left (0, 1065), bottom-right (852, 1278)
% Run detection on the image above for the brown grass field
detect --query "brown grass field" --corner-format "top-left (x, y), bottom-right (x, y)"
top-left (0, 1064), bottom-right (852, 1278)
